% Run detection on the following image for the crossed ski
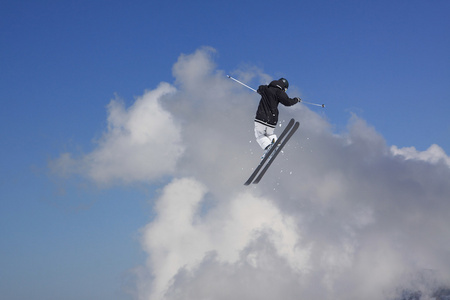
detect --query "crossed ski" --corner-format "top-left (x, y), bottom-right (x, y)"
top-left (244, 118), bottom-right (300, 185)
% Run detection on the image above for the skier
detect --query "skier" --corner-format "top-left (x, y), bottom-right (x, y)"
top-left (254, 78), bottom-right (300, 157)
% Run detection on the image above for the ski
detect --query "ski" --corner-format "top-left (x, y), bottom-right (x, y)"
top-left (252, 121), bottom-right (299, 184)
top-left (244, 119), bottom-right (295, 185)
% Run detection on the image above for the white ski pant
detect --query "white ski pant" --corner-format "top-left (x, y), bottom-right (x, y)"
top-left (254, 122), bottom-right (277, 150)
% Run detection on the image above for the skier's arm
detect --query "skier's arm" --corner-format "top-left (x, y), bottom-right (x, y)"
top-left (278, 90), bottom-right (300, 106)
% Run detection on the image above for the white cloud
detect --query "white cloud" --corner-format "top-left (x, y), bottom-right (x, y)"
top-left (138, 177), bottom-right (309, 300)
top-left (391, 144), bottom-right (450, 167)
top-left (51, 82), bottom-right (184, 184)
top-left (136, 48), bottom-right (450, 300)
top-left (52, 47), bottom-right (450, 299)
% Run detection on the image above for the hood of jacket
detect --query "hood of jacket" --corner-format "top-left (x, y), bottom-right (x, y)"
top-left (268, 79), bottom-right (287, 91)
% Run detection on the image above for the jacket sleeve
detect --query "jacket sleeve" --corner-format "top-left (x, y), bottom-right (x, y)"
top-left (257, 85), bottom-right (265, 95)
top-left (277, 90), bottom-right (299, 106)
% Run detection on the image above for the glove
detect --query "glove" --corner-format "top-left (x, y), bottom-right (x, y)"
top-left (294, 97), bottom-right (301, 103)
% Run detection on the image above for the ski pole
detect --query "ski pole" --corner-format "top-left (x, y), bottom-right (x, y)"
top-left (226, 75), bottom-right (257, 92)
top-left (226, 75), bottom-right (325, 108)
top-left (301, 100), bottom-right (325, 108)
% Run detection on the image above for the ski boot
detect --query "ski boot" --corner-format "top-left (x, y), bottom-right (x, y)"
top-left (261, 139), bottom-right (276, 160)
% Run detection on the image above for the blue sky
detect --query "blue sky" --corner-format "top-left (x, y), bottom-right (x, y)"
top-left (1, 1), bottom-right (450, 299)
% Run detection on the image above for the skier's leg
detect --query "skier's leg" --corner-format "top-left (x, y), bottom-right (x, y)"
top-left (254, 122), bottom-right (277, 150)
top-left (266, 126), bottom-right (277, 144)
top-left (254, 122), bottom-right (270, 149)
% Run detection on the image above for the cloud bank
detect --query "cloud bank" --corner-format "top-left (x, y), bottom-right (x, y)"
top-left (51, 82), bottom-right (183, 185)
top-left (52, 47), bottom-right (450, 300)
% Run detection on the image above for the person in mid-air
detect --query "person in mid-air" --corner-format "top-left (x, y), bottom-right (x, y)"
top-left (254, 78), bottom-right (300, 157)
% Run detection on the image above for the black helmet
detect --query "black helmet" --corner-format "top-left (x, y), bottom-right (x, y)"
top-left (279, 78), bottom-right (289, 90)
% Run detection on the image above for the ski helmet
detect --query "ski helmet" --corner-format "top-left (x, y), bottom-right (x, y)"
top-left (279, 78), bottom-right (289, 90)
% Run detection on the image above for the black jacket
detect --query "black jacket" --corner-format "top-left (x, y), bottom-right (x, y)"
top-left (255, 79), bottom-right (298, 127)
